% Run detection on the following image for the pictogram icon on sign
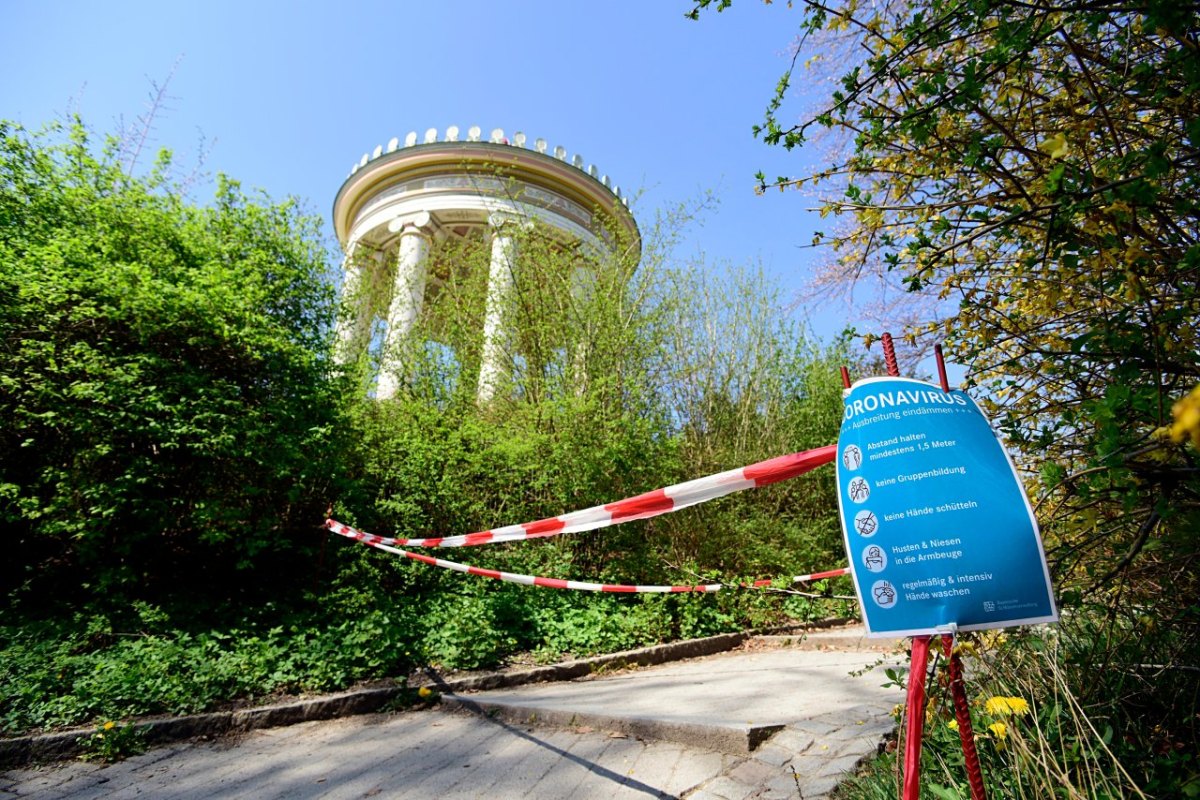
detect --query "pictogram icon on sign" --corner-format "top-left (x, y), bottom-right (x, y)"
top-left (872, 580), bottom-right (898, 608)
top-left (863, 545), bottom-right (887, 572)
top-left (842, 444), bottom-right (863, 470)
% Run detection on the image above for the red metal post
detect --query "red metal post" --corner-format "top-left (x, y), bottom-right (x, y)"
top-left (934, 343), bottom-right (987, 798)
top-left (903, 635), bottom-right (932, 800)
top-left (944, 635), bottom-right (989, 800)
top-left (934, 343), bottom-right (950, 392)
top-left (881, 332), bottom-right (900, 378)
top-left (881, 331), bottom-right (932, 800)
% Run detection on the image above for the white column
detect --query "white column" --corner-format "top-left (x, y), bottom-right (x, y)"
top-left (333, 238), bottom-right (372, 366)
top-left (570, 264), bottom-right (595, 394)
top-left (377, 212), bottom-right (432, 400)
top-left (477, 214), bottom-right (519, 404)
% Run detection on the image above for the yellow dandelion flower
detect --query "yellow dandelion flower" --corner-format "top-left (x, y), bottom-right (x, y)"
top-left (103, 721), bottom-right (116, 731)
top-left (989, 721), bottom-right (1008, 750)
top-left (417, 686), bottom-right (433, 699)
top-left (985, 696), bottom-right (1030, 717)
top-left (947, 720), bottom-right (959, 732)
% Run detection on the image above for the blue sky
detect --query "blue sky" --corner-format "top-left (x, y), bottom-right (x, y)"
top-left (2, 1), bottom-right (858, 341)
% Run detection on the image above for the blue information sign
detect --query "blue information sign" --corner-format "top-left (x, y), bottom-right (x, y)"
top-left (836, 377), bottom-right (1057, 637)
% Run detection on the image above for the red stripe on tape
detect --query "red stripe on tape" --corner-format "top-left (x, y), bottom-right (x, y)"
top-left (602, 584), bottom-right (637, 593)
top-left (534, 577), bottom-right (568, 589)
top-left (606, 489), bottom-right (673, 522)
top-left (523, 517), bottom-right (567, 537)
top-left (468, 566), bottom-right (503, 580)
top-left (802, 568), bottom-right (849, 581)
top-left (743, 445), bottom-right (836, 486)
top-left (326, 444), bottom-right (837, 551)
top-left (406, 551), bottom-right (438, 566)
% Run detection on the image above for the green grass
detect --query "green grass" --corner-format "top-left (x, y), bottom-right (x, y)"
top-left (0, 609), bottom-right (417, 736)
top-left (0, 589), bottom-right (851, 738)
top-left (834, 613), bottom-right (1200, 800)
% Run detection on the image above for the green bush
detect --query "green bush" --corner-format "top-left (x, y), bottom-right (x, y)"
top-left (0, 120), bottom-right (349, 618)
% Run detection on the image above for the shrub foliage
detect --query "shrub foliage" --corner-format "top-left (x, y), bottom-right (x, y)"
top-left (0, 120), bottom-right (852, 736)
top-left (687, 0), bottom-right (1200, 793)
top-left (0, 121), bottom-right (347, 619)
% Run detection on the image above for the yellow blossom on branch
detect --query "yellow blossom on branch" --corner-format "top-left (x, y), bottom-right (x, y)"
top-left (1039, 132), bottom-right (1070, 159)
top-left (1165, 385), bottom-right (1200, 447)
top-left (952, 641), bottom-right (978, 658)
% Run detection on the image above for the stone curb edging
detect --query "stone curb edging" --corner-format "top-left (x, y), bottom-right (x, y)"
top-left (420, 629), bottom-right (750, 694)
top-left (2, 626), bottom-right (792, 768)
top-left (440, 694), bottom-right (785, 755)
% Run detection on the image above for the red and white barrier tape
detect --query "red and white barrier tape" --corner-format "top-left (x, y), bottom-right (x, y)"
top-left (786, 568), bottom-right (850, 585)
top-left (326, 444), bottom-right (836, 550)
top-left (330, 523), bottom-right (848, 593)
top-left (333, 527), bottom-right (721, 592)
